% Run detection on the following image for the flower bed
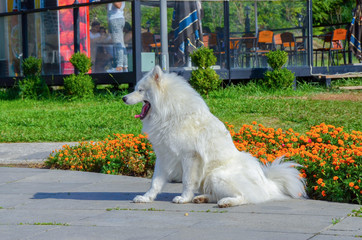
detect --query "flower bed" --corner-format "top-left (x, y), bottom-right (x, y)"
top-left (47, 134), bottom-right (155, 177)
top-left (46, 123), bottom-right (361, 204)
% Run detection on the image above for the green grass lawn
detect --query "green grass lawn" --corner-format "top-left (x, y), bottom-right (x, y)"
top-left (0, 82), bottom-right (361, 143)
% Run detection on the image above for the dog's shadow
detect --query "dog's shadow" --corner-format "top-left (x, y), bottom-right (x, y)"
top-left (32, 192), bottom-right (179, 202)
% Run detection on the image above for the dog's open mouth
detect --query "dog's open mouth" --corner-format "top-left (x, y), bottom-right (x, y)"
top-left (135, 101), bottom-right (151, 120)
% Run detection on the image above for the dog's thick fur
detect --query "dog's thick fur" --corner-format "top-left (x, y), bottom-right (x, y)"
top-left (123, 66), bottom-right (306, 207)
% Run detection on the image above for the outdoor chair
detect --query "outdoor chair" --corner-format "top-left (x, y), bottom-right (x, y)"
top-left (254, 30), bottom-right (274, 67)
top-left (203, 34), bottom-right (210, 48)
top-left (280, 32), bottom-right (306, 66)
top-left (239, 33), bottom-right (256, 68)
top-left (141, 32), bottom-right (155, 52)
top-left (209, 32), bottom-right (225, 67)
top-left (274, 34), bottom-right (283, 50)
top-left (314, 28), bottom-right (347, 66)
top-left (313, 32), bottom-right (332, 66)
top-left (229, 36), bottom-right (242, 68)
top-left (328, 28), bottom-right (348, 66)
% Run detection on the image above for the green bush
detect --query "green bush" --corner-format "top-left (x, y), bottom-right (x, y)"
top-left (69, 52), bottom-right (92, 74)
top-left (64, 73), bottom-right (94, 99)
top-left (266, 50), bottom-right (288, 70)
top-left (19, 57), bottom-right (49, 99)
top-left (64, 52), bottom-right (94, 99)
top-left (263, 68), bottom-right (295, 90)
top-left (19, 76), bottom-right (49, 99)
top-left (22, 56), bottom-right (42, 76)
top-left (190, 47), bottom-right (221, 95)
top-left (263, 50), bottom-right (295, 90)
top-left (190, 68), bottom-right (222, 95)
top-left (190, 46), bottom-right (217, 68)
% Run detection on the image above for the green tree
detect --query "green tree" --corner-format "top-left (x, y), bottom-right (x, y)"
top-left (312, 0), bottom-right (355, 26)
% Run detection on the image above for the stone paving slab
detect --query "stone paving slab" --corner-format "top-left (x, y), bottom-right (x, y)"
top-left (0, 142), bottom-right (77, 164)
top-left (0, 167), bottom-right (360, 240)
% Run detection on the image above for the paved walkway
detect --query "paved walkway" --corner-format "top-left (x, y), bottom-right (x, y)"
top-left (0, 143), bottom-right (361, 240)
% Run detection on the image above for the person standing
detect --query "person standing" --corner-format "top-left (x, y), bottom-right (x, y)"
top-left (107, 2), bottom-right (128, 72)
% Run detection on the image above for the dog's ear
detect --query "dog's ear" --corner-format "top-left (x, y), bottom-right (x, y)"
top-left (152, 65), bottom-right (163, 83)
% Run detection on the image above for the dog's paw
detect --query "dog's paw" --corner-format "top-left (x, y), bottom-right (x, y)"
top-left (217, 198), bottom-right (232, 208)
top-left (172, 196), bottom-right (191, 204)
top-left (217, 196), bottom-right (246, 208)
top-left (192, 195), bottom-right (209, 204)
top-left (133, 195), bottom-right (152, 203)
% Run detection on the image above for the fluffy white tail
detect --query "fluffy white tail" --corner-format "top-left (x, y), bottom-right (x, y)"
top-left (263, 157), bottom-right (307, 199)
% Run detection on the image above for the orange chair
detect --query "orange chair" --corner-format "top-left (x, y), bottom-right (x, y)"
top-left (314, 29), bottom-right (347, 66)
top-left (254, 30), bottom-right (274, 67)
top-left (274, 34), bottom-right (283, 50)
top-left (203, 34), bottom-right (210, 48)
top-left (328, 28), bottom-right (348, 66)
top-left (229, 36), bottom-right (242, 67)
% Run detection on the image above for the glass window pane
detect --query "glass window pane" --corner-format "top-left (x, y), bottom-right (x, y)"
top-left (89, 2), bottom-right (132, 73)
top-left (0, 15), bottom-right (22, 77)
top-left (141, 1), bottom-right (224, 71)
top-left (140, 2), bottom-right (160, 72)
top-left (229, 0), bottom-right (308, 69)
top-left (40, 10), bottom-right (61, 75)
top-left (201, 1), bottom-right (225, 69)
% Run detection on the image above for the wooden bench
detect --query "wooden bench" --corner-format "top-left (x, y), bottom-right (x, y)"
top-left (315, 74), bottom-right (362, 88)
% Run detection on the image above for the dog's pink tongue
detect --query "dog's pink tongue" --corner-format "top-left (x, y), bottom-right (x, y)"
top-left (135, 114), bottom-right (141, 118)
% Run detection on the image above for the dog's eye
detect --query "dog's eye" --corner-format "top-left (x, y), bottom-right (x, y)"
top-left (138, 89), bottom-right (144, 93)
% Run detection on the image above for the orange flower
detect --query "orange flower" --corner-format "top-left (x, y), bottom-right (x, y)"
top-left (349, 182), bottom-right (354, 187)
top-left (333, 176), bottom-right (339, 181)
top-left (314, 186), bottom-right (318, 191)
top-left (317, 178), bottom-right (323, 185)
top-left (321, 191), bottom-right (326, 197)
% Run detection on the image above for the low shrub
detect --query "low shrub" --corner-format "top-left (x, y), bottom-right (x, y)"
top-left (64, 73), bottom-right (94, 99)
top-left (190, 68), bottom-right (222, 95)
top-left (47, 123), bottom-right (361, 204)
top-left (69, 52), bottom-right (92, 74)
top-left (263, 68), bottom-right (295, 90)
top-left (266, 50), bottom-right (288, 70)
top-left (64, 52), bottom-right (94, 99)
top-left (190, 47), bottom-right (221, 95)
top-left (18, 75), bottom-right (49, 99)
top-left (22, 56), bottom-right (42, 76)
top-left (263, 50), bottom-right (295, 90)
top-left (19, 57), bottom-right (49, 99)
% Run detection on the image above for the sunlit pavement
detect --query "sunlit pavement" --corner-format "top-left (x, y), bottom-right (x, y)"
top-left (0, 143), bottom-right (361, 240)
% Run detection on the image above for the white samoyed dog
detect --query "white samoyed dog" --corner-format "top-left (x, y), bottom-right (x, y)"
top-left (123, 66), bottom-right (306, 208)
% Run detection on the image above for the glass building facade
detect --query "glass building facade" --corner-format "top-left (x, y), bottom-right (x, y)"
top-left (0, 0), bottom-right (359, 87)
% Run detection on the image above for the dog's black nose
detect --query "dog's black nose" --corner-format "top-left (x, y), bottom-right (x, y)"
top-left (122, 96), bottom-right (128, 103)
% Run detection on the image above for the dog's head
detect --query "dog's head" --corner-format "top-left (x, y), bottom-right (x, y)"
top-left (122, 65), bottom-right (164, 120)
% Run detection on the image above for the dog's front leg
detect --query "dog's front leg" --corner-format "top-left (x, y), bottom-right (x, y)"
top-left (133, 160), bottom-right (166, 203)
top-left (173, 154), bottom-right (200, 204)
